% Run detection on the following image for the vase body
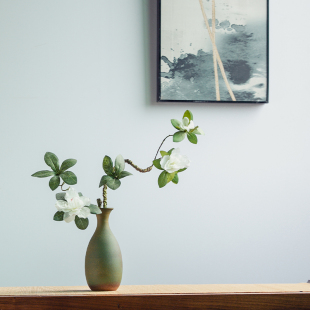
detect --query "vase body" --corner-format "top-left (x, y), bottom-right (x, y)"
top-left (85, 208), bottom-right (122, 291)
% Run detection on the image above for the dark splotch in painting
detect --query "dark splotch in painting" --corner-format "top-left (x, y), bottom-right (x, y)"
top-left (159, 0), bottom-right (268, 103)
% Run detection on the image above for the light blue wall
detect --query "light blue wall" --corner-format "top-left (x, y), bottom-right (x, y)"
top-left (1, 0), bottom-right (310, 287)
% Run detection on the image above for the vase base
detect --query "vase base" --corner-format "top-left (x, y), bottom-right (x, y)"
top-left (88, 283), bottom-right (120, 291)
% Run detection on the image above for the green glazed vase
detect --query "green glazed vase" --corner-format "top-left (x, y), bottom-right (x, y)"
top-left (85, 208), bottom-right (123, 291)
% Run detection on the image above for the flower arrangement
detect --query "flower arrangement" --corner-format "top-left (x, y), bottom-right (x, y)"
top-left (32, 110), bottom-right (204, 230)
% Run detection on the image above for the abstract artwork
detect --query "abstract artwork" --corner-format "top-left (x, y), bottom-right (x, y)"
top-left (158, 0), bottom-right (269, 103)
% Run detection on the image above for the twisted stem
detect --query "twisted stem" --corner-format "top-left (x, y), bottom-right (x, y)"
top-left (97, 198), bottom-right (102, 208)
top-left (102, 184), bottom-right (107, 208)
top-left (60, 182), bottom-right (70, 191)
top-left (124, 134), bottom-right (173, 173)
top-left (154, 135), bottom-right (173, 161)
top-left (124, 159), bottom-right (153, 173)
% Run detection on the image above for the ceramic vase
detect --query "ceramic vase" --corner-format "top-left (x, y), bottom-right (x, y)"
top-left (85, 208), bottom-right (122, 291)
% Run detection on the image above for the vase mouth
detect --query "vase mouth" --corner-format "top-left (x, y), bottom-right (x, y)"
top-left (100, 208), bottom-right (114, 211)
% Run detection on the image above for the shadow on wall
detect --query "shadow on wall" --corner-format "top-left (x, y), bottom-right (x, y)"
top-left (142, 0), bottom-right (266, 109)
top-left (142, 0), bottom-right (157, 106)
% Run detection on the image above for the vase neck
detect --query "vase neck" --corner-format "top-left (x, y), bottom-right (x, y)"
top-left (96, 208), bottom-right (113, 229)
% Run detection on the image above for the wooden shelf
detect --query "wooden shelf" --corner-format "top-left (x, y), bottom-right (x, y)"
top-left (1, 283), bottom-right (310, 309)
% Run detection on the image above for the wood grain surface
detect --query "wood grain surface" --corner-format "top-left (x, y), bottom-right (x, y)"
top-left (1, 284), bottom-right (310, 310)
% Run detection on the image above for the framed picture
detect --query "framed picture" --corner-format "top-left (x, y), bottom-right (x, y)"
top-left (157, 0), bottom-right (269, 103)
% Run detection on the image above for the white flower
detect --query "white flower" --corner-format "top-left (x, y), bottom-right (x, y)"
top-left (160, 148), bottom-right (190, 173)
top-left (179, 117), bottom-right (195, 132)
top-left (55, 188), bottom-right (91, 223)
top-left (172, 117), bottom-right (204, 135)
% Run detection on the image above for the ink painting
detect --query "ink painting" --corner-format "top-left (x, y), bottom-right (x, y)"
top-left (158, 0), bottom-right (269, 103)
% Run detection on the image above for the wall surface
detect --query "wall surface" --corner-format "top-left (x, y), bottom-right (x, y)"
top-left (1, 0), bottom-right (310, 287)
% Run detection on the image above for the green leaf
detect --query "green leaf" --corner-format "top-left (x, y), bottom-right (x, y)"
top-left (87, 204), bottom-right (102, 214)
top-left (173, 131), bottom-right (186, 143)
top-left (171, 119), bottom-right (181, 130)
top-left (168, 148), bottom-right (174, 155)
top-left (56, 192), bottom-right (66, 201)
top-left (160, 151), bottom-right (169, 157)
top-left (178, 168), bottom-right (187, 173)
top-left (167, 172), bottom-right (176, 183)
top-left (99, 175), bottom-right (121, 190)
top-left (106, 178), bottom-right (121, 190)
top-left (78, 192), bottom-right (83, 197)
top-left (60, 171), bottom-right (77, 185)
top-left (158, 171), bottom-right (169, 188)
top-left (99, 175), bottom-right (110, 187)
top-left (75, 216), bottom-right (89, 230)
top-left (172, 174), bottom-right (179, 184)
top-left (44, 152), bottom-right (60, 173)
top-left (189, 126), bottom-right (199, 133)
top-left (187, 132), bottom-right (198, 144)
top-left (53, 211), bottom-right (64, 221)
top-left (115, 154), bottom-right (125, 176)
top-left (183, 110), bottom-right (193, 121)
top-left (158, 171), bottom-right (175, 187)
top-left (49, 175), bottom-right (60, 191)
top-left (119, 171), bottom-right (133, 179)
top-left (60, 159), bottom-right (77, 173)
top-left (102, 156), bottom-right (114, 176)
top-left (153, 158), bottom-right (163, 170)
top-left (192, 127), bottom-right (205, 135)
top-left (31, 170), bottom-right (55, 178)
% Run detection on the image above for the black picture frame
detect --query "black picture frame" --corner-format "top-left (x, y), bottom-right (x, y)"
top-left (157, 0), bottom-right (269, 104)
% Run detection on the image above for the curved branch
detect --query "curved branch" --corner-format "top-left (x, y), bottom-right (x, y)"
top-left (124, 159), bottom-right (153, 173)
top-left (154, 135), bottom-right (173, 161)
top-left (60, 182), bottom-right (70, 191)
top-left (124, 134), bottom-right (173, 173)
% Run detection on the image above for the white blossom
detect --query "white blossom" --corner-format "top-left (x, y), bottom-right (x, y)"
top-left (179, 117), bottom-right (196, 132)
top-left (55, 188), bottom-right (91, 223)
top-left (160, 148), bottom-right (190, 173)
